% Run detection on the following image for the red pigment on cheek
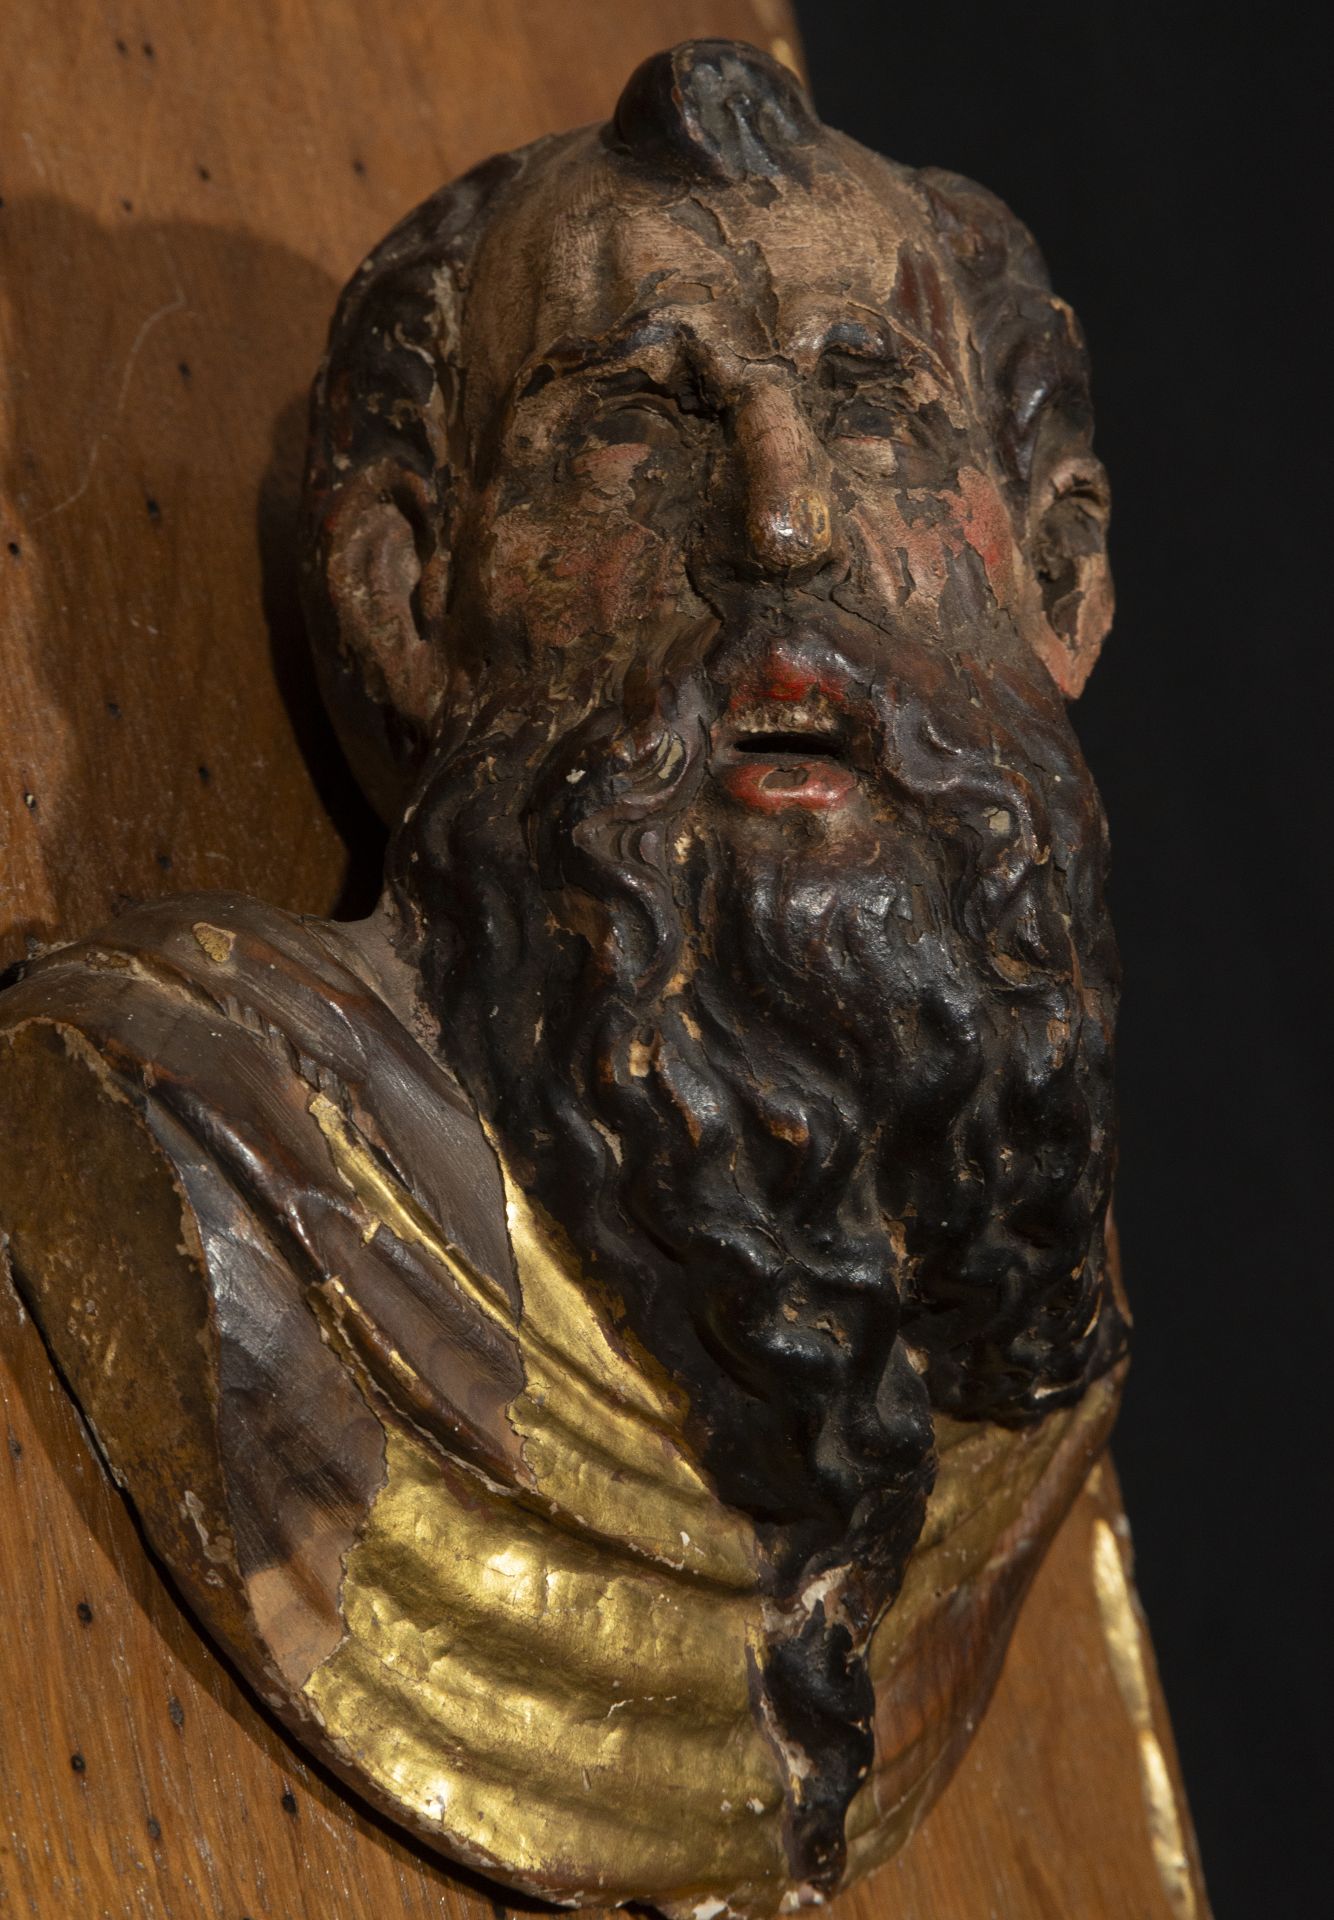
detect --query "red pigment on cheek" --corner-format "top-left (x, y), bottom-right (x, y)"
top-left (720, 760), bottom-right (858, 812)
top-left (570, 442), bottom-right (651, 500)
top-left (486, 516), bottom-right (668, 645)
top-left (953, 468), bottom-right (1018, 596)
top-left (847, 499), bottom-right (950, 608)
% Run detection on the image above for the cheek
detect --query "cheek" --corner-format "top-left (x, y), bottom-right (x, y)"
top-left (473, 473), bottom-right (691, 652)
top-left (568, 440), bottom-right (657, 503)
top-left (951, 467), bottom-right (1022, 606)
top-left (845, 465), bottom-right (1023, 613)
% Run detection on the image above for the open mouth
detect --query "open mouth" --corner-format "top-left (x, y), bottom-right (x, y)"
top-left (715, 709), bottom-right (858, 811)
top-left (706, 624), bottom-right (879, 812)
top-left (731, 727), bottom-right (848, 759)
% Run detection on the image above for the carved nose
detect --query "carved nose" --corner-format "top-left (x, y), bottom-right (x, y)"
top-left (748, 489), bottom-right (833, 574)
top-left (735, 384), bottom-right (837, 577)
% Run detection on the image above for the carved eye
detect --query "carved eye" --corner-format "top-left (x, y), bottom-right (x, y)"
top-left (831, 396), bottom-right (908, 442)
top-left (595, 397), bottom-right (683, 441)
top-left (586, 389), bottom-right (688, 452)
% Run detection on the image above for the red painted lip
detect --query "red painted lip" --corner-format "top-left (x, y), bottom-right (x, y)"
top-left (724, 649), bottom-right (855, 715)
top-left (719, 756), bottom-right (858, 813)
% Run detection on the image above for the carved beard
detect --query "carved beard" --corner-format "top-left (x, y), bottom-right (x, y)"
top-left (388, 614), bottom-right (1122, 1880)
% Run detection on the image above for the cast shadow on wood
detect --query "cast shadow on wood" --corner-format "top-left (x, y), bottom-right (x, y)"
top-left (0, 195), bottom-right (382, 960)
top-left (257, 389), bottom-right (386, 917)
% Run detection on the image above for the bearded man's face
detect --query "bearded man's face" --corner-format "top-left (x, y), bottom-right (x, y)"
top-left (446, 144), bottom-right (1049, 714)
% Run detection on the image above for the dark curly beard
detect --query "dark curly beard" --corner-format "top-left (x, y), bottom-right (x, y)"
top-left (388, 613), bottom-right (1122, 1885)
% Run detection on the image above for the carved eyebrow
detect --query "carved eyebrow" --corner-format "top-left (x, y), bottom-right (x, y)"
top-left (816, 319), bottom-right (896, 362)
top-left (513, 318), bottom-right (683, 400)
top-left (812, 318), bottom-right (952, 387)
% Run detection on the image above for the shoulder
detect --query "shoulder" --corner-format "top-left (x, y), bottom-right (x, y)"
top-left (0, 890), bottom-right (526, 1693)
top-left (0, 891), bottom-right (517, 1298)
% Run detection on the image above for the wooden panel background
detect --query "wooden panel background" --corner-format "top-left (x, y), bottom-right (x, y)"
top-left (0, 4), bottom-right (1209, 1916)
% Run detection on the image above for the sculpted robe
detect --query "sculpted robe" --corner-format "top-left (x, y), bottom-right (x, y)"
top-left (0, 895), bottom-right (1117, 1910)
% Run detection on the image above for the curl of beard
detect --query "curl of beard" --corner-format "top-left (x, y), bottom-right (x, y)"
top-left (393, 647), bottom-right (1120, 1533)
top-left (388, 642), bottom-right (1122, 1881)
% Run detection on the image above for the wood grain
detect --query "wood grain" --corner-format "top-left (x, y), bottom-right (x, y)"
top-left (0, 5), bottom-right (1209, 1916)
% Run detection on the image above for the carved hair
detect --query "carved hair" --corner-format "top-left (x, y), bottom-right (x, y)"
top-left (394, 632), bottom-right (1122, 1498)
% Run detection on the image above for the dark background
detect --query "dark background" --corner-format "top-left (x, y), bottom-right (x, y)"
top-left (797, 5), bottom-right (1330, 1914)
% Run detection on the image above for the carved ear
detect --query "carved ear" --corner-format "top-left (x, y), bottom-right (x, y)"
top-left (913, 166), bottom-right (1112, 699)
top-left (1023, 441), bottom-right (1113, 699)
top-left (314, 459), bottom-right (450, 818)
top-left (300, 152), bottom-right (526, 820)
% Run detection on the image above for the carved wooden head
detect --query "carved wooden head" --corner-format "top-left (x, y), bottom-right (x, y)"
top-left (303, 39), bottom-right (1112, 819)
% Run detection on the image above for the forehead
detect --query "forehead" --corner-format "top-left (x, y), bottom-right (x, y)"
top-left (461, 132), bottom-right (969, 411)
